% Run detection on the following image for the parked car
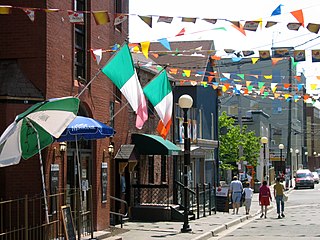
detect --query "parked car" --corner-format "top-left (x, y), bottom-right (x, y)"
top-left (312, 172), bottom-right (320, 184)
top-left (294, 169), bottom-right (315, 189)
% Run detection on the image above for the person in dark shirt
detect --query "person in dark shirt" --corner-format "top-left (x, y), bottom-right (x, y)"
top-left (274, 177), bottom-right (285, 219)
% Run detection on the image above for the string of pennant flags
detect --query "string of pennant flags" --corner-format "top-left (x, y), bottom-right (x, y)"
top-left (1, 3), bottom-right (320, 35)
top-left (3, 4), bottom-right (320, 104)
top-left (90, 46), bottom-right (320, 105)
top-left (91, 44), bottom-right (320, 80)
top-left (4, 3), bottom-right (320, 63)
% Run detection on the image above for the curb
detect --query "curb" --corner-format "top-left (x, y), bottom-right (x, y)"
top-left (192, 203), bottom-right (276, 240)
top-left (191, 215), bottom-right (251, 240)
top-left (192, 187), bottom-right (295, 240)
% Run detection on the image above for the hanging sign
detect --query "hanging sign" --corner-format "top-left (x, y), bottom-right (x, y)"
top-left (50, 164), bottom-right (59, 214)
top-left (101, 162), bottom-right (108, 203)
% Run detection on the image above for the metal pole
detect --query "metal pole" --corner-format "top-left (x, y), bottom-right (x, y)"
top-left (263, 143), bottom-right (266, 180)
top-left (90, 186), bottom-right (94, 239)
top-left (181, 108), bottom-right (191, 233)
top-left (306, 154), bottom-right (308, 169)
top-left (280, 149), bottom-right (283, 174)
top-left (290, 151), bottom-right (293, 188)
top-left (286, 57), bottom-right (292, 185)
top-left (238, 94), bottom-right (243, 177)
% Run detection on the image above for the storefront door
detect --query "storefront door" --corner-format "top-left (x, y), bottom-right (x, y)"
top-left (66, 141), bottom-right (92, 234)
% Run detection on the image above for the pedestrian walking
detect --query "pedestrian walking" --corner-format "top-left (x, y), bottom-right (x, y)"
top-left (229, 176), bottom-right (243, 215)
top-left (274, 177), bottom-right (285, 219)
top-left (259, 180), bottom-right (272, 218)
top-left (242, 181), bottom-right (253, 215)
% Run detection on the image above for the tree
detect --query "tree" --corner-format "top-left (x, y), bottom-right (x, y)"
top-left (219, 111), bottom-right (260, 171)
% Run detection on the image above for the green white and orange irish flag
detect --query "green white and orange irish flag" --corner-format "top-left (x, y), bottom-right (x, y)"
top-left (143, 70), bottom-right (173, 139)
top-left (101, 43), bottom-right (148, 129)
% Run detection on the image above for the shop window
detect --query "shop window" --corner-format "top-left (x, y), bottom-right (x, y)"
top-left (161, 155), bottom-right (166, 182)
top-left (115, 0), bottom-right (123, 32)
top-left (148, 155), bottom-right (154, 183)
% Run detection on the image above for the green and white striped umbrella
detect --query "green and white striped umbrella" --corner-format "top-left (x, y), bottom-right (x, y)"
top-left (0, 96), bottom-right (80, 167)
top-left (0, 96), bottom-right (80, 223)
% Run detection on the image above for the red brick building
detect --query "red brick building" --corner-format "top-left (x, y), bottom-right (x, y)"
top-left (0, 0), bottom-right (130, 237)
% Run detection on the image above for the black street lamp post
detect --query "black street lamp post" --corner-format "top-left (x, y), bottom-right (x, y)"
top-left (261, 137), bottom-right (268, 182)
top-left (304, 151), bottom-right (308, 169)
top-left (178, 94), bottom-right (193, 233)
top-left (295, 149), bottom-right (300, 172)
top-left (279, 144), bottom-right (284, 175)
top-left (290, 148), bottom-right (293, 188)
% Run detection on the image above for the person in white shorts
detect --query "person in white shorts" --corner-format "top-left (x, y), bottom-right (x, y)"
top-left (229, 176), bottom-right (243, 214)
top-left (243, 181), bottom-right (253, 215)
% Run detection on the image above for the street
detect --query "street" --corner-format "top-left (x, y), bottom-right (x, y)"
top-left (212, 183), bottom-right (320, 239)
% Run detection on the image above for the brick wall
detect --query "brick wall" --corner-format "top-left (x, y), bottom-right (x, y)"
top-left (0, 0), bottom-right (130, 232)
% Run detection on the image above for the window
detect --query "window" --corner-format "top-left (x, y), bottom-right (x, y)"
top-left (109, 101), bottom-right (115, 128)
top-left (161, 156), bottom-right (166, 182)
top-left (74, 0), bottom-right (87, 82)
top-left (148, 155), bottom-right (154, 183)
top-left (115, 0), bottom-right (123, 32)
top-left (115, 88), bottom-right (122, 103)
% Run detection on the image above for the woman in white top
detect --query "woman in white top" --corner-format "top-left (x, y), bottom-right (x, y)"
top-left (243, 181), bottom-right (254, 215)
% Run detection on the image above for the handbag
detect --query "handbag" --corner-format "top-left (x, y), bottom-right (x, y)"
top-left (283, 192), bottom-right (288, 201)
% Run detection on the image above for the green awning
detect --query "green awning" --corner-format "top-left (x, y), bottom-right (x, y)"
top-left (131, 133), bottom-right (181, 155)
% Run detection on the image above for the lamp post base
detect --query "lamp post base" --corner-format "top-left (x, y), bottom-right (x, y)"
top-left (181, 225), bottom-right (192, 233)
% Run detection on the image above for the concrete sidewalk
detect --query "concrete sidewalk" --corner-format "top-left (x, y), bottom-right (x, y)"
top-left (86, 183), bottom-right (293, 240)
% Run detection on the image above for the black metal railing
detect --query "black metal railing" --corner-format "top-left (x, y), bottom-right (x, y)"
top-left (0, 187), bottom-right (93, 240)
top-left (109, 195), bottom-right (128, 228)
top-left (174, 180), bottom-right (215, 219)
top-left (195, 183), bottom-right (215, 218)
top-left (174, 180), bottom-right (196, 212)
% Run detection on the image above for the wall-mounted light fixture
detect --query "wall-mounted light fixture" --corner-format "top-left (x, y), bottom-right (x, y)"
top-left (108, 143), bottom-right (114, 155)
top-left (59, 142), bottom-right (67, 153)
top-left (53, 142), bottom-right (67, 162)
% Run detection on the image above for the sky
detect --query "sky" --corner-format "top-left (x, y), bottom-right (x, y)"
top-left (128, 0), bottom-right (320, 88)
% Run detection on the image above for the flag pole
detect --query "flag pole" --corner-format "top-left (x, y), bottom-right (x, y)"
top-left (142, 66), bottom-right (168, 89)
top-left (76, 41), bottom-right (128, 98)
top-left (107, 102), bottom-right (130, 124)
top-left (76, 70), bottom-right (102, 97)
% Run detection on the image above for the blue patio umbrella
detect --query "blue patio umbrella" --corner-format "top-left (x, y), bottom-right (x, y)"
top-left (55, 116), bottom-right (115, 213)
top-left (56, 116), bottom-right (115, 142)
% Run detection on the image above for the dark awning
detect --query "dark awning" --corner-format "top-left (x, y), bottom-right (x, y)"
top-left (114, 144), bottom-right (138, 161)
top-left (131, 134), bottom-right (181, 155)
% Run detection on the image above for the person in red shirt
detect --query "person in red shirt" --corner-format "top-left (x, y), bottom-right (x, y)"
top-left (259, 180), bottom-right (272, 218)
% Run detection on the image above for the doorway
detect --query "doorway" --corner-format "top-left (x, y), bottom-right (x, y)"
top-left (66, 140), bottom-right (92, 235)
